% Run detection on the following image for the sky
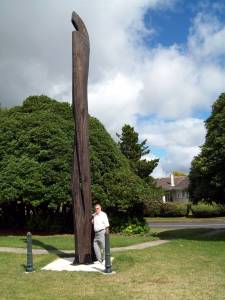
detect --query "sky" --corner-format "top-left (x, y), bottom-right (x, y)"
top-left (0, 0), bottom-right (225, 178)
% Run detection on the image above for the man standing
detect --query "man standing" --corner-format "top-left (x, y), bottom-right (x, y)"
top-left (92, 204), bottom-right (109, 263)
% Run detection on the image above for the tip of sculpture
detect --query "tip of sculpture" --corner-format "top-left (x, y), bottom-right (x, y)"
top-left (71, 11), bottom-right (79, 31)
top-left (71, 11), bottom-right (78, 22)
top-left (71, 11), bottom-right (88, 36)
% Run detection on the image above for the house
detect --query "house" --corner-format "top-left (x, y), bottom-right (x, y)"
top-left (156, 174), bottom-right (189, 203)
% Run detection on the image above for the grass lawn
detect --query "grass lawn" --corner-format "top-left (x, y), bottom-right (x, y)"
top-left (0, 232), bottom-right (158, 250)
top-left (146, 216), bottom-right (225, 223)
top-left (0, 228), bottom-right (225, 299)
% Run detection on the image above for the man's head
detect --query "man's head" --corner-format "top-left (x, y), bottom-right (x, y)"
top-left (95, 204), bottom-right (102, 214)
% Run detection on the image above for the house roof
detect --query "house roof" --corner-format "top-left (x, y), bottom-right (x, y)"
top-left (156, 176), bottom-right (189, 191)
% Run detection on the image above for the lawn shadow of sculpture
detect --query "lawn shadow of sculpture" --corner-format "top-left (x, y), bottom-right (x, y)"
top-left (20, 238), bottom-right (73, 258)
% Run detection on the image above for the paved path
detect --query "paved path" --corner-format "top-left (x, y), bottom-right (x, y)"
top-left (110, 240), bottom-right (169, 252)
top-left (148, 222), bottom-right (225, 229)
top-left (0, 240), bottom-right (169, 255)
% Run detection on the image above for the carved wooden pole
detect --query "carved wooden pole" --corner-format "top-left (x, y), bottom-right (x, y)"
top-left (71, 11), bottom-right (93, 264)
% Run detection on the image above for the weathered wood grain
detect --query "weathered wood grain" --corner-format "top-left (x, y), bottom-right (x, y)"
top-left (71, 11), bottom-right (93, 264)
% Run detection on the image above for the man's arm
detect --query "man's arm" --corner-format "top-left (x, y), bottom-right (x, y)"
top-left (103, 212), bottom-right (110, 233)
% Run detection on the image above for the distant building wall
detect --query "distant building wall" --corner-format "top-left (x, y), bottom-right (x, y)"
top-left (165, 190), bottom-right (189, 203)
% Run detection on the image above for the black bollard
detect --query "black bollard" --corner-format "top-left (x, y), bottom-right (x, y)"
top-left (26, 232), bottom-right (33, 272)
top-left (104, 231), bottom-right (112, 273)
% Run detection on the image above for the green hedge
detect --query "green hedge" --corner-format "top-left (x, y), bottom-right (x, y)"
top-left (145, 201), bottom-right (188, 217)
top-left (191, 202), bottom-right (225, 217)
top-left (144, 201), bottom-right (161, 217)
top-left (160, 202), bottom-right (187, 217)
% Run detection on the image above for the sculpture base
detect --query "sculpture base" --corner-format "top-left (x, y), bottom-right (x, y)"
top-left (73, 253), bottom-right (93, 265)
top-left (42, 257), bottom-right (115, 273)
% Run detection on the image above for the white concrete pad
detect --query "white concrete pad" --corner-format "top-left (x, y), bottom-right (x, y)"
top-left (42, 257), bottom-right (114, 273)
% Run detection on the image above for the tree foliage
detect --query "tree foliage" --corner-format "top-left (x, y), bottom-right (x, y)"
top-left (189, 93), bottom-right (225, 204)
top-left (117, 124), bottom-right (159, 181)
top-left (0, 96), bottom-right (156, 231)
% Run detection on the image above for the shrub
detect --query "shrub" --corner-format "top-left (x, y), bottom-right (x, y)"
top-left (191, 202), bottom-right (225, 217)
top-left (144, 201), bottom-right (188, 217)
top-left (121, 223), bottom-right (150, 235)
top-left (160, 202), bottom-right (187, 217)
top-left (144, 200), bottom-right (162, 217)
top-left (109, 214), bottom-right (149, 234)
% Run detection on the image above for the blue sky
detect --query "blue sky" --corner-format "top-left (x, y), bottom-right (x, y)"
top-left (144, 0), bottom-right (225, 48)
top-left (144, 2), bottom-right (192, 47)
top-left (0, 0), bottom-right (225, 177)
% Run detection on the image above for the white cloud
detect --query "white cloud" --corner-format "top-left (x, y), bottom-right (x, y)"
top-left (139, 118), bottom-right (206, 148)
top-left (161, 144), bottom-right (201, 174)
top-left (138, 118), bottom-right (205, 176)
top-left (0, 0), bottom-right (175, 103)
top-left (0, 1), bottom-right (225, 177)
top-left (152, 144), bottom-right (200, 178)
top-left (137, 47), bottom-right (204, 118)
top-left (188, 13), bottom-right (225, 61)
top-left (89, 73), bottom-right (143, 134)
top-left (151, 162), bottom-right (167, 178)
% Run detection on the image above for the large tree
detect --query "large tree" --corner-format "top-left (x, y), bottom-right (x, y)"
top-left (0, 96), bottom-right (155, 231)
top-left (189, 93), bottom-right (225, 204)
top-left (117, 124), bottom-right (159, 181)
top-left (0, 95), bottom-right (74, 230)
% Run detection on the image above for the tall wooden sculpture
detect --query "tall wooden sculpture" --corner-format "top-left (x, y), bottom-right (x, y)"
top-left (71, 11), bottom-right (93, 264)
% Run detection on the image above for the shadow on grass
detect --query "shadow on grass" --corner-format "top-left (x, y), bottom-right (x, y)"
top-left (21, 263), bottom-right (27, 271)
top-left (20, 238), bottom-right (73, 258)
top-left (154, 228), bottom-right (225, 241)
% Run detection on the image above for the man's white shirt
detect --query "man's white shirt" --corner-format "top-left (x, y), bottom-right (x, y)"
top-left (93, 211), bottom-right (109, 232)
